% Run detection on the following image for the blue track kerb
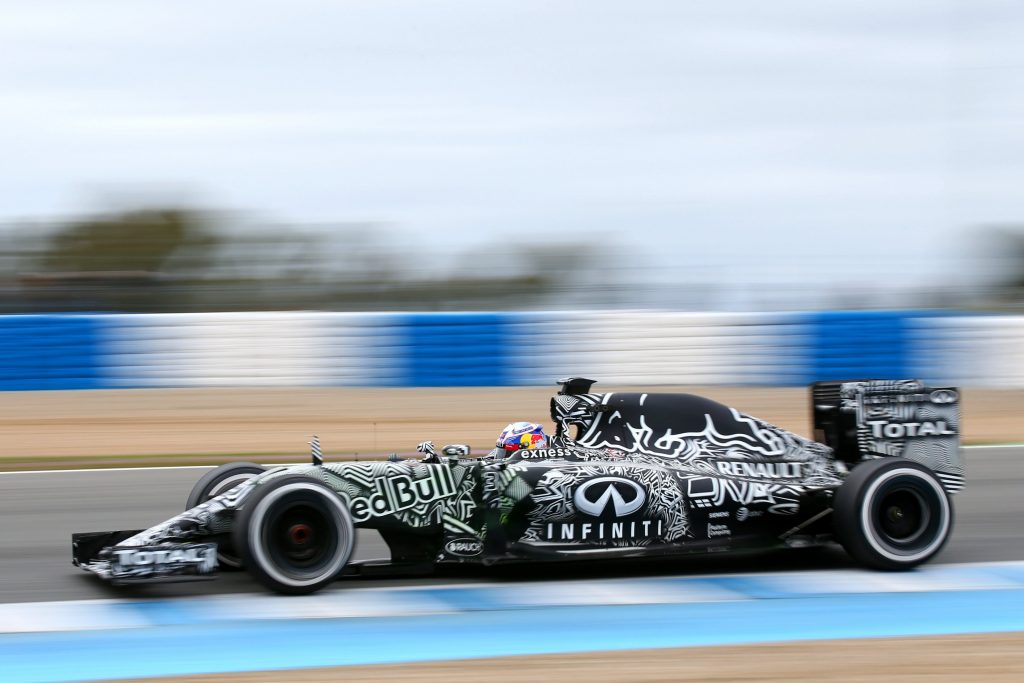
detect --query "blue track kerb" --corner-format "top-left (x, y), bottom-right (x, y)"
top-left (4, 563), bottom-right (1024, 683)
top-left (398, 313), bottom-right (516, 387)
top-left (0, 315), bottom-right (104, 390)
top-left (3, 590), bottom-right (1024, 683)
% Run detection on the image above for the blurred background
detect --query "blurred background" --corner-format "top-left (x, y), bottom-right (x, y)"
top-left (1, 1), bottom-right (1023, 453)
top-left (2, 1), bottom-right (1024, 316)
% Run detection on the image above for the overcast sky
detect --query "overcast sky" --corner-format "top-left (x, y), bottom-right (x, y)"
top-left (2, 1), bottom-right (1023, 291)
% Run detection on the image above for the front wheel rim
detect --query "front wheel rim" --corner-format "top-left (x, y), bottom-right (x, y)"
top-left (265, 503), bottom-right (336, 572)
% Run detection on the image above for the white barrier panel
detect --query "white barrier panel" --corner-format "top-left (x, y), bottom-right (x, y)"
top-left (535, 312), bottom-right (807, 386)
top-left (911, 315), bottom-right (1024, 388)
top-left (99, 313), bottom-right (331, 387)
top-left (100, 312), bottom-right (414, 388)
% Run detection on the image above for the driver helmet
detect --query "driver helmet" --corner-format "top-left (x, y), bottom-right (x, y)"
top-left (496, 421), bottom-right (549, 452)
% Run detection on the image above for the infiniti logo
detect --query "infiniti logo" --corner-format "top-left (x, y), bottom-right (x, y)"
top-left (573, 477), bottom-right (646, 517)
top-left (930, 389), bottom-right (958, 404)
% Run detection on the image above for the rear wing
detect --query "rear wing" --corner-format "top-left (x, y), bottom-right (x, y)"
top-left (811, 379), bottom-right (964, 493)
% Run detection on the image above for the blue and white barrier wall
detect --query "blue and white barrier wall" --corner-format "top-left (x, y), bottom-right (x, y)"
top-left (0, 311), bottom-right (1022, 390)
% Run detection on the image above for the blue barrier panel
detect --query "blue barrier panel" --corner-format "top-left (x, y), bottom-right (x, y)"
top-left (0, 315), bottom-right (104, 390)
top-left (802, 310), bottom-right (918, 384)
top-left (0, 310), bottom-right (985, 390)
top-left (397, 313), bottom-right (515, 387)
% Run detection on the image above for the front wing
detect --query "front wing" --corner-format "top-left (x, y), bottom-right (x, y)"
top-left (73, 530), bottom-right (218, 582)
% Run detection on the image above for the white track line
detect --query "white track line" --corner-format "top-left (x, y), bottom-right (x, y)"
top-left (0, 461), bottom-right (309, 475)
top-left (0, 465), bottom-right (218, 475)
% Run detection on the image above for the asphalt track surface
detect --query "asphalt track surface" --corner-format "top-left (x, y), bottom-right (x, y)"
top-left (0, 446), bottom-right (1019, 605)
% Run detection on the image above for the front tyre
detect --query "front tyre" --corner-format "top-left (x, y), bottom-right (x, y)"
top-left (833, 458), bottom-right (953, 570)
top-left (235, 475), bottom-right (355, 595)
top-left (186, 462), bottom-right (266, 509)
top-left (186, 462), bottom-right (267, 570)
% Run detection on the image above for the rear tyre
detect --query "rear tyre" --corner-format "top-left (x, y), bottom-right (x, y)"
top-left (833, 458), bottom-right (953, 570)
top-left (186, 462), bottom-right (266, 569)
top-left (235, 475), bottom-right (355, 595)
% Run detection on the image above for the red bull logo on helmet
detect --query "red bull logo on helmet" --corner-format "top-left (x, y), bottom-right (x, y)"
top-left (498, 422), bottom-right (548, 451)
top-left (519, 432), bottom-right (546, 449)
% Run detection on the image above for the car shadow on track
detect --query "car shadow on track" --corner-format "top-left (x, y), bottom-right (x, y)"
top-left (82, 545), bottom-right (862, 600)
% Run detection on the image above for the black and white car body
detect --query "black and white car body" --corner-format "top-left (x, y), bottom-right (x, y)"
top-left (72, 377), bottom-right (964, 594)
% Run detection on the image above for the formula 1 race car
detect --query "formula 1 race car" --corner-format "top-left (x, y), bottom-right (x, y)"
top-left (72, 377), bottom-right (964, 594)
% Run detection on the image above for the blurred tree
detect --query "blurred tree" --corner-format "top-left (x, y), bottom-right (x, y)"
top-left (1003, 232), bottom-right (1024, 291)
top-left (40, 207), bottom-right (218, 274)
top-left (961, 226), bottom-right (1024, 311)
top-left (14, 207), bottom-right (221, 312)
top-left (4, 204), bottom-right (617, 312)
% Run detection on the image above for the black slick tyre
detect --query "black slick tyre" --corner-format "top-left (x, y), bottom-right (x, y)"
top-left (833, 458), bottom-right (953, 571)
top-left (186, 462), bottom-right (267, 509)
top-left (234, 475), bottom-right (355, 595)
top-left (185, 462), bottom-right (267, 570)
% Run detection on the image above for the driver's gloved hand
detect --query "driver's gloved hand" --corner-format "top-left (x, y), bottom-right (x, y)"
top-left (416, 441), bottom-right (439, 462)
